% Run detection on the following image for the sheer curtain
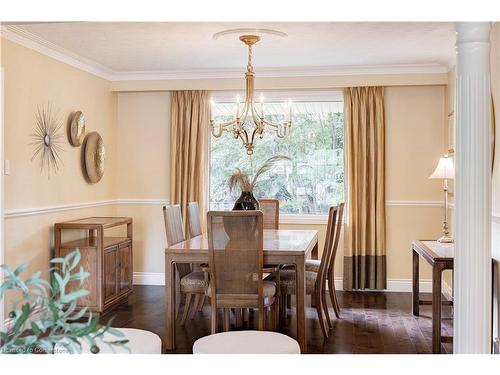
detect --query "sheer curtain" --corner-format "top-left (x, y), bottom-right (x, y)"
top-left (170, 91), bottom-right (210, 235)
top-left (343, 86), bottom-right (386, 290)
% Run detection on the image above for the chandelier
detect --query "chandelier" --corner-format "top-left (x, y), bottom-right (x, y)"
top-left (210, 35), bottom-right (292, 155)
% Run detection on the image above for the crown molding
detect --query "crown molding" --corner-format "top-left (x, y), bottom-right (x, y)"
top-left (0, 25), bottom-right (113, 80)
top-left (1, 24), bottom-right (450, 83)
top-left (110, 63), bottom-right (449, 81)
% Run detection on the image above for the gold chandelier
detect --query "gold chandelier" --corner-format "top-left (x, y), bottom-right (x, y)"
top-left (210, 35), bottom-right (292, 155)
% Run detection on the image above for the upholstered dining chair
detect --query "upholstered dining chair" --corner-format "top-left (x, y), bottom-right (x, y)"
top-left (206, 210), bottom-right (279, 333)
top-left (187, 201), bottom-right (203, 238)
top-left (258, 198), bottom-right (280, 229)
top-left (163, 205), bottom-right (207, 325)
top-left (275, 205), bottom-right (341, 339)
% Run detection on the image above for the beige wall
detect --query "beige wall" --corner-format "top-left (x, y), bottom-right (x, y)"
top-left (115, 92), bottom-right (171, 274)
top-left (381, 86), bottom-right (445, 280)
top-left (1, 38), bottom-right (118, 311)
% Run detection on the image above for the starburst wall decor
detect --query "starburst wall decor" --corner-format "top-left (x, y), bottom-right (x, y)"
top-left (30, 103), bottom-right (65, 178)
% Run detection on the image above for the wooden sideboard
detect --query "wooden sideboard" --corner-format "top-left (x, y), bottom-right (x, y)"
top-left (54, 217), bottom-right (133, 315)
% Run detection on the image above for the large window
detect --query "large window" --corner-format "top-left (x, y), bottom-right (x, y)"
top-left (209, 92), bottom-right (344, 215)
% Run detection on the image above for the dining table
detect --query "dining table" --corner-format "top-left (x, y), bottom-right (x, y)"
top-left (164, 229), bottom-right (319, 352)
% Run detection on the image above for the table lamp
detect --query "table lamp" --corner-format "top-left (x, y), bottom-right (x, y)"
top-left (429, 153), bottom-right (455, 243)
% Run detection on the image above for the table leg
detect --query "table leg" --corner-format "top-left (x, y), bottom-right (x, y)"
top-left (295, 257), bottom-right (307, 352)
top-left (432, 264), bottom-right (443, 354)
top-left (311, 242), bottom-right (319, 260)
top-left (412, 249), bottom-right (420, 316)
top-left (165, 255), bottom-right (176, 351)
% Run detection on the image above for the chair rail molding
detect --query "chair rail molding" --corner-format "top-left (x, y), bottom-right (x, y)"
top-left (4, 199), bottom-right (443, 220)
top-left (454, 22), bottom-right (492, 354)
top-left (3, 199), bottom-right (169, 219)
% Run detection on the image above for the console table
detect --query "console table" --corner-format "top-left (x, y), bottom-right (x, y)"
top-left (412, 240), bottom-right (454, 353)
top-left (54, 217), bottom-right (133, 315)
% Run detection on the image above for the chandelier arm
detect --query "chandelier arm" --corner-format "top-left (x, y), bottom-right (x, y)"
top-left (261, 118), bottom-right (282, 128)
top-left (240, 127), bottom-right (250, 145)
top-left (248, 127), bottom-right (257, 147)
top-left (240, 99), bottom-right (251, 125)
top-left (214, 118), bottom-right (239, 129)
top-left (250, 103), bottom-right (262, 126)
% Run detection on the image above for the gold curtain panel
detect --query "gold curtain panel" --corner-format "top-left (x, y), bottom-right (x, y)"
top-left (170, 91), bottom-right (210, 233)
top-left (343, 86), bottom-right (387, 290)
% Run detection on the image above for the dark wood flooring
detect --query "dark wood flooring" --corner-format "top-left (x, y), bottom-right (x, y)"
top-left (102, 285), bottom-right (453, 354)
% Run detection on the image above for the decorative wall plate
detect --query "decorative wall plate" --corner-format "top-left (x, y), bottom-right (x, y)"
top-left (69, 111), bottom-right (86, 146)
top-left (83, 132), bottom-right (105, 183)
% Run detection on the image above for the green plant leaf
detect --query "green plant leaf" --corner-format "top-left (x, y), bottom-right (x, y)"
top-left (69, 250), bottom-right (81, 271)
top-left (68, 306), bottom-right (88, 321)
top-left (53, 272), bottom-right (65, 293)
top-left (30, 321), bottom-right (42, 336)
top-left (13, 262), bottom-right (28, 276)
top-left (105, 327), bottom-right (125, 337)
top-left (12, 303), bottom-right (31, 334)
top-left (49, 257), bottom-right (65, 264)
top-left (60, 289), bottom-right (88, 304)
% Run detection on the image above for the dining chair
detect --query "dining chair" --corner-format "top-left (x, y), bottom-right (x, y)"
top-left (163, 205), bottom-right (207, 325)
top-left (258, 198), bottom-right (280, 229)
top-left (187, 201), bottom-right (207, 312)
top-left (187, 201), bottom-right (203, 238)
top-left (301, 202), bottom-right (344, 320)
top-left (275, 205), bottom-right (340, 339)
top-left (206, 210), bottom-right (279, 333)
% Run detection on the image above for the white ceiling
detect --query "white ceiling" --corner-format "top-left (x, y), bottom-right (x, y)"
top-left (3, 22), bottom-right (456, 76)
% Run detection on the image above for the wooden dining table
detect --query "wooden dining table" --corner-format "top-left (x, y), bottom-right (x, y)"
top-left (164, 229), bottom-right (319, 352)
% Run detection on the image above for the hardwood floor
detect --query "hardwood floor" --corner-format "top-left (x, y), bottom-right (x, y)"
top-left (102, 285), bottom-right (453, 354)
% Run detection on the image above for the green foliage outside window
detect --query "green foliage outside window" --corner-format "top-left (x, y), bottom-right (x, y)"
top-left (209, 102), bottom-right (344, 214)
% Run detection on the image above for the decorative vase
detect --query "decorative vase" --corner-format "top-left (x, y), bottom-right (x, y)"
top-left (232, 191), bottom-right (260, 210)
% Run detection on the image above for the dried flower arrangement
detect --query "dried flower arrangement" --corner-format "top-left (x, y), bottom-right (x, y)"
top-left (228, 155), bottom-right (291, 193)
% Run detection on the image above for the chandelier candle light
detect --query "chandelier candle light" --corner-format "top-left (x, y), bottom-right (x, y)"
top-left (210, 35), bottom-right (292, 155)
top-left (429, 153), bottom-right (455, 243)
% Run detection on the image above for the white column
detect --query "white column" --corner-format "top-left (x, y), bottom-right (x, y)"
top-left (454, 22), bottom-right (492, 353)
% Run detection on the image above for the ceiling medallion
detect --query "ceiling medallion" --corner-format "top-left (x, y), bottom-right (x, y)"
top-left (210, 33), bottom-right (292, 155)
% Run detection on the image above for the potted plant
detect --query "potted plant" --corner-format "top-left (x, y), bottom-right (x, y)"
top-left (228, 155), bottom-right (291, 210)
top-left (0, 250), bottom-right (128, 354)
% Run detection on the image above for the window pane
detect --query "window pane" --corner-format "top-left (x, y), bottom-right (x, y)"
top-left (209, 100), bottom-right (344, 215)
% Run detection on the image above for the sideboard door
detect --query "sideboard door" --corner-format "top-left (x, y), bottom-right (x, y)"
top-left (103, 246), bottom-right (118, 303)
top-left (118, 242), bottom-right (132, 295)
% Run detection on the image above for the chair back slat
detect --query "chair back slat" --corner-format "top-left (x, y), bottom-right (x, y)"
top-left (316, 206), bottom-right (339, 284)
top-left (258, 198), bottom-right (279, 230)
top-left (328, 202), bottom-right (344, 278)
top-left (163, 205), bottom-right (191, 277)
top-left (207, 211), bottom-right (264, 308)
top-left (187, 201), bottom-right (202, 237)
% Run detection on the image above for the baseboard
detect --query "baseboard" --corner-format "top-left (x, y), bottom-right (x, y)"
top-left (133, 272), bottom-right (166, 286)
top-left (133, 272), bottom-right (432, 293)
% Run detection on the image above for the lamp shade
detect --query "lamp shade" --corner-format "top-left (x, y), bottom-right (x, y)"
top-left (429, 155), bottom-right (455, 179)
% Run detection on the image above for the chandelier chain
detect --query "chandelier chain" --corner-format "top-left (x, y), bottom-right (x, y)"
top-left (247, 44), bottom-right (253, 72)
